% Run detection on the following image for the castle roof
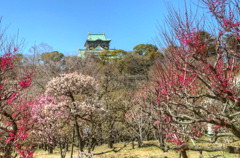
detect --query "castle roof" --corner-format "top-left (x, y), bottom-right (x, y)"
top-left (87, 33), bottom-right (111, 42)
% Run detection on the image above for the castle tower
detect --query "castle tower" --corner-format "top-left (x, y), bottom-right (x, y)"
top-left (78, 33), bottom-right (113, 58)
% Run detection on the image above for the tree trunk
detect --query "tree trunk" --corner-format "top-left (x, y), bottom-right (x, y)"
top-left (137, 140), bottom-right (143, 148)
top-left (199, 151), bottom-right (203, 158)
top-left (75, 117), bottom-right (84, 152)
top-left (88, 137), bottom-right (97, 153)
top-left (65, 141), bottom-right (69, 152)
top-left (179, 150), bottom-right (188, 158)
top-left (97, 123), bottom-right (103, 145)
top-left (59, 143), bottom-right (63, 157)
top-left (108, 134), bottom-right (114, 148)
top-left (44, 143), bottom-right (47, 151)
top-left (229, 124), bottom-right (240, 139)
top-left (4, 144), bottom-right (12, 158)
top-left (131, 140), bottom-right (135, 149)
top-left (38, 144), bottom-right (43, 150)
top-left (3, 118), bottom-right (17, 158)
top-left (159, 134), bottom-right (167, 152)
top-left (59, 143), bottom-right (66, 158)
top-left (48, 145), bottom-right (53, 154)
top-left (137, 137), bottom-right (143, 148)
top-left (70, 127), bottom-right (75, 158)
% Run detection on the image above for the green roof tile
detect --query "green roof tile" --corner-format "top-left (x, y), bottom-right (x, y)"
top-left (87, 34), bottom-right (111, 41)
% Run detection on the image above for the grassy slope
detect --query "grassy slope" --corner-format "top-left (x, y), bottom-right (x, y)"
top-left (34, 141), bottom-right (240, 158)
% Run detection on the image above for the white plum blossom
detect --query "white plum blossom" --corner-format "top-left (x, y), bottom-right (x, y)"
top-left (46, 72), bottom-right (98, 97)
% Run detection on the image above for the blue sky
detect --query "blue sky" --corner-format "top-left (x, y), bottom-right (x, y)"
top-left (0, 0), bottom-right (202, 56)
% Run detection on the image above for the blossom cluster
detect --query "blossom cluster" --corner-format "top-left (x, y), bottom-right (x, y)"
top-left (46, 72), bottom-right (98, 96)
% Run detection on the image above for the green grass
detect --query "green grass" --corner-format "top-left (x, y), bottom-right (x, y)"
top-left (34, 141), bottom-right (240, 158)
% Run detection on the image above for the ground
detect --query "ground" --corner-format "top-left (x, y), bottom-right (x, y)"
top-left (34, 141), bottom-right (240, 158)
